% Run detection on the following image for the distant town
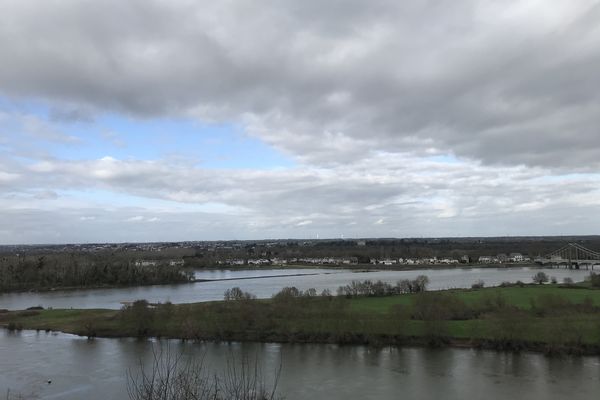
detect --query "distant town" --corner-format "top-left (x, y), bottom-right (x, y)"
top-left (3, 236), bottom-right (599, 270)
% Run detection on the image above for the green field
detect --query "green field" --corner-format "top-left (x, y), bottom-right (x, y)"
top-left (349, 285), bottom-right (600, 313)
top-left (2, 284), bottom-right (600, 354)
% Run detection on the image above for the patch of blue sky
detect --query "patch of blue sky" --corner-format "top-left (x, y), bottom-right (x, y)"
top-left (1, 96), bottom-right (295, 170)
top-left (69, 115), bottom-right (295, 169)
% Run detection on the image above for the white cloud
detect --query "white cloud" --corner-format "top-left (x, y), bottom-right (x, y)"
top-left (296, 220), bottom-right (313, 226)
top-left (0, 171), bottom-right (19, 183)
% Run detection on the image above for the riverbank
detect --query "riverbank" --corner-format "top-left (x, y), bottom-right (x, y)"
top-left (2, 284), bottom-right (600, 355)
top-left (0, 279), bottom-right (197, 295)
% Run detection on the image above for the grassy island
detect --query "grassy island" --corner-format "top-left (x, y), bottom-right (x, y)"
top-left (2, 283), bottom-right (600, 355)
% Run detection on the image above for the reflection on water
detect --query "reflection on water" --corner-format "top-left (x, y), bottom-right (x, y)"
top-left (1, 331), bottom-right (599, 400)
top-left (0, 267), bottom-right (593, 310)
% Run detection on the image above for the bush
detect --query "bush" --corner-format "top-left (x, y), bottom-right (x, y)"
top-left (7, 321), bottom-right (22, 331)
top-left (412, 292), bottom-right (475, 320)
top-left (481, 291), bottom-right (508, 312)
top-left (121, 299), bottom-right (154, 337)
top-left (530, 293), bottom-right (572, 316)
top-left (563, 277), bottom-right (574, 285)
top-left (471, 280), bottom-right (485, 289)
top-left (224, 287), bottom-right (256, 301)
top-left (272, 286), bottom-right (301, 300)
top-left (532, 272), bottom-right (549, 285)
top-left (589, 273), bottom-right (600, 288)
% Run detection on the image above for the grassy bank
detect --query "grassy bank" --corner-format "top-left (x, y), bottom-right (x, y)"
top-left (2, 284), bottom-right (600, 355)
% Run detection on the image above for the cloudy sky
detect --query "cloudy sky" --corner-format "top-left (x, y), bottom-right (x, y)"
top-left (1, 0), bottom-right (600, 244)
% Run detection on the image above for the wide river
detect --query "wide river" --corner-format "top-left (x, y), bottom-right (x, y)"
top-left (1, 267), bottom-right (599, 399)
top-left (0, 266), bottom-right (593, 310)
top-left (1, 330), bottom-right (599, 400)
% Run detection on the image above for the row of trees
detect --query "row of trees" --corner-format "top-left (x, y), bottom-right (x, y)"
top-left (337, 276), bottom-right (429, 298)
top-left (221, 276), bottom-right (431, 304)
top-left (0, 254), bottom-right (193, 292)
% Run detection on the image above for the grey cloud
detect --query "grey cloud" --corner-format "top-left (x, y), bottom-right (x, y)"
top-left (49, 106), bottom-right (95, 123)
top-left (2, 152), bottom-right (600, 243)
top-left (1, 1), bottom-right (599, 167)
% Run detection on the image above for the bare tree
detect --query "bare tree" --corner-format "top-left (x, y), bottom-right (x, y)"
top-left (127, 344), bottom-right (281, 400)
top-left (532, 272), bottom-right (549, 285)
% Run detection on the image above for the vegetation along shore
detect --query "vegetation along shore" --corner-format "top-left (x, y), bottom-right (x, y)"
top-left (2, 273), bottom-right (600, 356)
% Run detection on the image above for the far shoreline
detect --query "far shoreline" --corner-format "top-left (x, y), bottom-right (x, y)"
top-left (0, 262), bottom-right (577, 296)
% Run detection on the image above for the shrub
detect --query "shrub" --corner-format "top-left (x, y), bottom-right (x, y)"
top-left (121, 299), bottom-right (154, 337)
top-left (563, 277), bottom-right (574, 285)
top-left (471, 280), bottom-right (485, 289)
top-left (7, 321), bottom-right (22, 331)
top-left (413, 275), bottom-right (430, 293)
top-left (481, 291), bottom-right (508, 312)
top-left (589, 272), bottom-right (600, 288)
top-left (412, 292), bottom-right (475, 320)
top-left (224, 287), bottom-right (256, 301)
top-left (273, 286), bottom-right (301, 299)
top-left (530, 293), bottom-right (572, 316)
top-left (532, 272), bottom-right (549, 285)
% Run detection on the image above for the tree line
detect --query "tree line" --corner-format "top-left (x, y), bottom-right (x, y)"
top-left (0, 254), bottom-right (193, 292)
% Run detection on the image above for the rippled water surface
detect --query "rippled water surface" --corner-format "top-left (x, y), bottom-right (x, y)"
top-left (1, 331), bottom-right (599, 400)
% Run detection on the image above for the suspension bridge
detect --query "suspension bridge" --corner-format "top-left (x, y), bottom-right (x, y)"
top-left (534, 243), bottom-right (600, 269)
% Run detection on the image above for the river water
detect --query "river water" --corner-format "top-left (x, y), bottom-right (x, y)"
top-left (1, 330), bottom-right (599, 400)
top-left (0, 266), bottom-right (592, 310)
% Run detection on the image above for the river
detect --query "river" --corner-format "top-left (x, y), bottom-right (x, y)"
top-left (0, 266), bottom-right (592, 310)
top-left (1, 330), bottom-right (599, 400)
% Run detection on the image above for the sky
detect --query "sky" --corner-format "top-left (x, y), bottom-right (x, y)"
top-left (1, 0), bottom-right (600, 244)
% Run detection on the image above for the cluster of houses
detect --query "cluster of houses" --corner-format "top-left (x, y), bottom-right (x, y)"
top-left (371, 252), bottom-right (530, 266)
top-left (134, 252), bottom-right (531, 268)
top-left (477, 253), bottom-right (530, 263)
top-left (134, 259), bottom-right (185, 267)
top-left (370, 257), bottom-right (461, 265)
top-left (218, 257), bottom-right (359, 266)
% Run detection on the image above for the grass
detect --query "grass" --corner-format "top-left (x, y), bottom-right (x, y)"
top-left (349, 284), bottom-right (600, 313)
